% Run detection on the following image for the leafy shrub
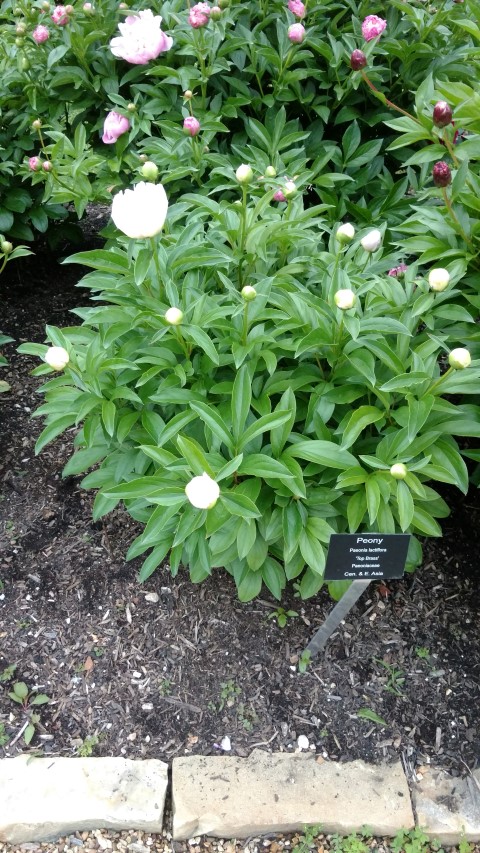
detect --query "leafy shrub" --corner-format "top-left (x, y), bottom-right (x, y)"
top-left (12, 0), bottom-right (480, 600)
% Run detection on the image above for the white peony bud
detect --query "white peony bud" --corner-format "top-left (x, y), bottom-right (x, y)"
top-left (44, 346), bottom-right (69, 371)
top-left (428, 268), bottom-right (450, 292)
top-left (283, 180), bottom-right (297, 198)
top-left (336, 222), bottom-right (355, 244)
top-left (334, 289), bottom-right (356, 310)
top-left (241, 285), bottom-right (257, 301)
top-left (265, 165), bottom-right (277, 178)
top-left (235, 164), bottom-right (253, 184)
top-left (165, 307), bottom-right (184, 325)
top-left (390, 463), bottom-right (408, 479)
top-left (448, 348), bottom-right (471, 369)
top-left (360, 228), bottom-right (382, 253)
top-left (185, 472), bottom-right (220, 509)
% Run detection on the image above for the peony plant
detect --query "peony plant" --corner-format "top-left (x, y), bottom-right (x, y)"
top-left (7, 0), bottom-right (480, 601)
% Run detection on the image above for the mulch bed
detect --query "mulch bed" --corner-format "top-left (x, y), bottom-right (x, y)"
top-left (1, 231), bottom-right (479, 784)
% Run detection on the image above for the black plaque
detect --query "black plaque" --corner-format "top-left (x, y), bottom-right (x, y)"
top-left (324, 533), bottom-right (410, 581)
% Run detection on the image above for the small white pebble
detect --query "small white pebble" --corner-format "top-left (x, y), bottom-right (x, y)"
top-left (297, 735), bottom-right (309, 750)
top-left (220, 735), bottom-right (231, 751)
top-left (145, 592), bottom-right (159, 603)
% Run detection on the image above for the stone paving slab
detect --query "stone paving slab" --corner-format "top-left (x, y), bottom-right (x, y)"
top-left (172, 749), bottom-right (414, 840)
top-left (0, 756), bottom-right (168, 844)
top-left (412, 768), bottom-right (480, 844)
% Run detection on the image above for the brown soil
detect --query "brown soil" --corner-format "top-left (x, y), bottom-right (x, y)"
top-left (0, 236), bottom-right (479, 783)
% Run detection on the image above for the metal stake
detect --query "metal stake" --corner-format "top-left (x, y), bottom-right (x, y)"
top-left (304, 579), bottom-right (371, 658)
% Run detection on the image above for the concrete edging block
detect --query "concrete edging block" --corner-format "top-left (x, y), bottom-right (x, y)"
top-left (0, 755), bottom-right (168, 844)
top-left (172, 749), bottom-right (414, 840)
top-left (412, 769), bottom-right (480, 845)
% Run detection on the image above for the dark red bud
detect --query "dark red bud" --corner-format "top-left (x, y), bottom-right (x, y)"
top-left (433, 100), bottom-right (453, 128)
top-left (350, 49), bottom-right (367, 71)
top-left (432, 161), bottom-right (452, 188)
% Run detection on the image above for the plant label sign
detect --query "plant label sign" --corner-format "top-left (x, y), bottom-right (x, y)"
top-left (324, 533), bottom-right (411, 581)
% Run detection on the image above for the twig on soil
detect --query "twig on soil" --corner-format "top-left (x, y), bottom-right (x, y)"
top-left (10, 719), bottom-right (29, 746)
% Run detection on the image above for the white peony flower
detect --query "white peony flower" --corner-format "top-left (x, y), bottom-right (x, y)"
top-left (165, 307), bottom-right (184, 325)
top-left (448, 348), bottom-right (471, 369)
top-left (111, 181), bottom-right (168, 239)
top-left (44, 346), bottom-right (69, 371)
top-left (336, 222), bottom-right (355, 244)
top-left (390, 463), bottom-right (407, 479)
top-left (360, 228), bottom-right (382, 253)
top-left (428, 268), bottom-right (450, 292)
top-left (185, 472), bottom-right (220, 509)
top-left (235, 164), bottom-right (253, 184)
top-left (334, 289), bottom-right (356, 310)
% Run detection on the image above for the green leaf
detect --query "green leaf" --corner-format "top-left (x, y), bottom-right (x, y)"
top-left (231, 364), bottom-right (251, 443)
top-left (340, 406), bottom-right (384, 450)
top-left (238, 411), bottom-right (292, 451)
top-left (24, 723), bottom-right (36, 745)
top-left (270, 388), bottom-right (296, 457)
top-left (365, 476), bottom-right (381, 526)
top-left (184, 325), bottom-right (219, 365)
top-left (298, 568), bottom-right (324, 598)
top-left (190, 402), bottom-right (234, 453)
top-left (13, 682), bottom-right (28, 699)
top-left (380, 373), bottom-right (431, 392)
top-left (237, 454), bottom-right (294, 480)
top-left (261, 557), bottom-right (285, 600)
top-left (237, 568), bottom-right (263, 602)
top-left (327, 580), bottom-right (351, 601)
top-left (62, 446), bottom-right (107, 476)
top-left (35, 414), bottom-right (77, 454)
top-left (396, 481), bottom-right (414, 532)
top-left (101, 400), bottom-right (116, 437)
top-left (172, 506), bottom-right (207, 547)
top-left (347, 490), bottom-right (367, 532)
top-left (285, 440), bottom-right (357, 470)
top-left (357, 708), bottom-right (387, 726)
top-left (411, 506), bottom-right (442, 536)
top-left (299, 529), bottom-right (325, 575)
top-left (176, 435), bottom-right (215, 477)
top-left (138, 541), bottom-right (172, 582)
top-left (30, 694), bottom-right (50, 706)
top-left (221, 492), bottom-right (261, 519)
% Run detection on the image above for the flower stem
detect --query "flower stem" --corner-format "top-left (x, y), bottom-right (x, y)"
top-left (149, 236), bottom-right (164, 299)
top-left (426, 365), bottom-right (453, 396)
top-left (242, 302), bottom-right (249, 345)
top-left (361, 71), bottom-right (421, 124)
top-left (441, 187), bottom-right (474, 249)
top-left (238, 184), bottom-right (248, 288)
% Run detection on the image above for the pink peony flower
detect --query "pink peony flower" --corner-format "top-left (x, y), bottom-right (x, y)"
top-left (183, 116), bottom-right (200, 137)
top-left (102, 111), bottom-right (131, 144)
top-left (51, 5), bottom-right (69, 25)
top-left (109, 10), bottom-right (173, 65)
top-left (361, 14), bottom-right (387, 42)
top-left (32, 24), bottom-right (50, 42)
top-left (29, 156), bottom-right (41, 171)
top-left (188, 3), bottom-right (210, 28)
top-left (288, 0), bottom-right (306, 18)
top-left (287, 22), bottom-right (305, 43)
top-left (273, 189), bottom-right (286, 202)
top-left (388, 263), bottom-right (408, 278)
